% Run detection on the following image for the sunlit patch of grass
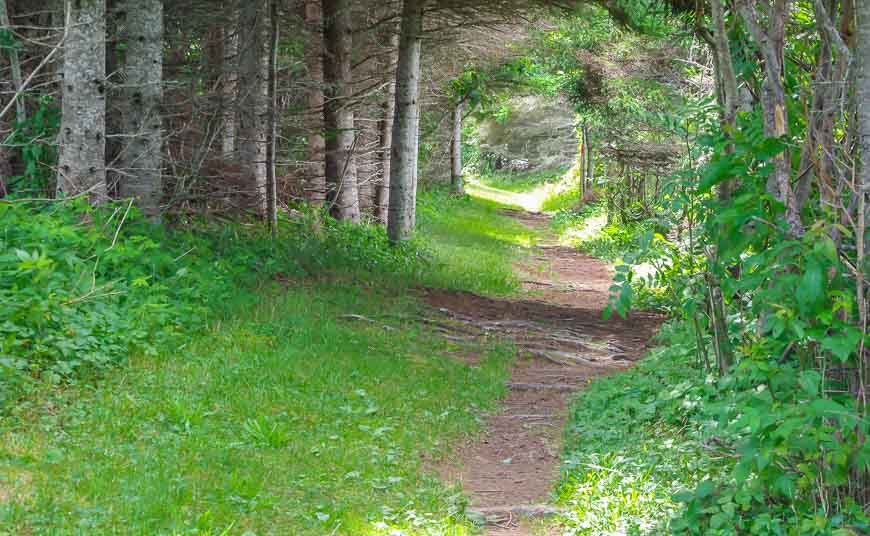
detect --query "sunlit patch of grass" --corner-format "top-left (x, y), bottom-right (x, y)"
top-left (416, 190), bottom-right (537, 295)
top-left (467, 167), bottom-right (574, 213)
top-left (476, 167), bottom-right (569, 193)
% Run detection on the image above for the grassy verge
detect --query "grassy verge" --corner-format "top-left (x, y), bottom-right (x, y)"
top-left (548, 204), bottom-right (727, 534)
top-left (554, 322), bottom-right (728, 535)
top-left (0, 191), bottom-right (532, 535)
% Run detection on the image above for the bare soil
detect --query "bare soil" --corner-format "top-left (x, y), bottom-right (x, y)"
top-left (426, 209), bottom-right (661, 535)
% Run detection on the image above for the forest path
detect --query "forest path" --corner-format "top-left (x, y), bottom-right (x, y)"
top-left (428, 208), bottom-right (660, 535)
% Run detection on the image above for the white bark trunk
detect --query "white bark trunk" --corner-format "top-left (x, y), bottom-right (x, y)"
top-left (323, 0), bottom-right (360, 222)
top-left (266, 0), bottom-right (278, 236)
top-left (237, 0), bottom-right (269, 214)
top-left (117, 0), bottom-right (163, 217)
top-left (57, 0), bottom-right (107, 203)
top-left (451, 101), bottom-right (464, 195)
top-left (387, 0), bottom-right (424, 242)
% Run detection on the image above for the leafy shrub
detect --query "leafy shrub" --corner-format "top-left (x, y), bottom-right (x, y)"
top-left (0, 200), bottom-right (442, 408)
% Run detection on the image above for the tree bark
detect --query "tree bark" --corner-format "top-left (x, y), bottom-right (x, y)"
top-left (0, 0), bottom-right (25, 127)
top-left (266, 0), bottom-right (278, 236)
top-left (856, 0), bottom-right (869, 374)
top-left (237, 0), bottom-right (269, 215)
top-left (323, 0), bottom-right (360, 222)
top-left (387, 0), bottom-right (424, 242)
top-left (222, 2), bottom-right (238, 159)
top-left (377, 32), bottom-right (398, 225)
top-left (738, 0), bottom-right (803, 236)
top-left (709, 0), bottom-right (738, 201)
top-left (57, 0), bottom-right (107, 203)
top-left (302, 0), bottom-right (326, 205)
top-left (450, 100), bottom-right (464, 195)
top-left (117, 0), bottom-right (163, 218)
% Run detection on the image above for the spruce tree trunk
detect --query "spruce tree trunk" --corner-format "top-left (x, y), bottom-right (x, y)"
top-left (302, 0), bottom-right (326, 205)
top-left (266, 0), bottom-right (279, 236)
top-left (323, 0), bottom-right (360, 222)
top-left (0, 0), bottom-right (25, 127)
top-left (237, 0), bottom-right (269, 215)
top-left (387, 0), bottom-right (424, 243)
top-left (57, 0), bottom-right (107, 203)
top-left (450, 101), bottom-right (464, 195)
top-left (117, 0), bottom-right (163, 218)
top-left (222, 3), bottom-right (238, 159)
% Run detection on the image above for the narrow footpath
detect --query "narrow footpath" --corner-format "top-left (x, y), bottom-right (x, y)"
top-left (427, 208), bottom-right (661, 535)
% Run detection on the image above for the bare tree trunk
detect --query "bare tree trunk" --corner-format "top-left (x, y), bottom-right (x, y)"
top-left (377, 44), bottom-right (398, 224)
top-left (237, 0), bottom-right (269, 214)
top-left (586, 128), bottom-right (594, 191)
top-left (710, 0), bottom-right (739, 201)
top-left (387, 0), bottom-right (424, 242)
top-left (580, 123), bottom-right (587, 199)
top-left (57, 0), bottom-right (107, 203)
top-left (450, 100), bottom-right (464, 195)
top-left (222, 2), bottom-right (238, 159)
top-left (856, 0), bottom-right (869, 383)
top-left (117, 0), bottom-right (163, 218)
top-left (323, 0), bottom-right (360, 222)
top-left (266, 0), bottom-right (278, 236)
top-left (0, 0), bottom-right (25, 127)
top-left (302, 0), bottom-right (325, 205)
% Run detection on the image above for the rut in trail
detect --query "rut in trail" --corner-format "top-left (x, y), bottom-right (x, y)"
top-left (428, 209), bottom-right (660, 536)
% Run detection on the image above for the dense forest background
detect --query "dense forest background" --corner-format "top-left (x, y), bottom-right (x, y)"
top-left (2, 0), bottom-right (870, 534)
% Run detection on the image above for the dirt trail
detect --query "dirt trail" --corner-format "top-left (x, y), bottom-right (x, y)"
top-left (427, 209), bottom-right (660, 535)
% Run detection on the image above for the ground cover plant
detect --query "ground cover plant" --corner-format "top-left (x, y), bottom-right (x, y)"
top-left (0, 191), bottom-right (532, 535)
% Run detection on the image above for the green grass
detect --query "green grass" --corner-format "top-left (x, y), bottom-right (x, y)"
top-left (0, 190), bottom-right (534, 535)
top-left (541, 183), bottom-right (583, 212)
top-left (416, 190), bottom-right (535, 294)
top-left (554, 323), bottom-right (728, 535)
top-left (476, 167), bottom-right (568, 194)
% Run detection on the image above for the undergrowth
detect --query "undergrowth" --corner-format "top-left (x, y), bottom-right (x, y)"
top-left (557, 196), bottom-right (870, 535)
top-left (0, 190), bottom-right (531, 534)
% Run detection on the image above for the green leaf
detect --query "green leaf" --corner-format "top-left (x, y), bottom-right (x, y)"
top-left (796, 260), bottom-right (824, 313)
top-left (798, 370), bottom-right (821, 397)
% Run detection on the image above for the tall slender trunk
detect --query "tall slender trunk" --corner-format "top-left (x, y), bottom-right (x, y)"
top-left (578, 123), bottom-right (587, 198)
top-left (0, 0), bottom-right (25, 127)
top-left (265, 0), bottom-right (278, 236)
top-left (323, 0), bottom-right (360, 222)
top-left (302, 0), bottom-right (326, 205)
top-left (387, 0), bottom-right (424, 242)
top-left (377, 32), bottom-right (398, 225)
top-left (57, 0), bottom-right (107, 203)
top-left (450, 100), bottom-right (464, 195)
top-left (856, 0), bottom-right (870, 381)
top-left (222, 2), bottom-right (238, 159)
top-left (117, 0), bottom-right (163, 218)
top-left (710, 0), bottom-right (739, 201)
top-left (585, 128), bottom-right (594, 191)
top-left (237, 0), bottom-right (269, 214)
